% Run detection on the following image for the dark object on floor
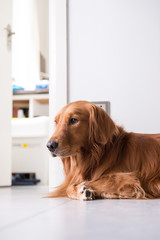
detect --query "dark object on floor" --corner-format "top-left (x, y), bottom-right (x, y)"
top-left (12, 173), bottom-right (40, 186)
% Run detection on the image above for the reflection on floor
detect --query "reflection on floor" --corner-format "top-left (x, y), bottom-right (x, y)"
top-left (0, 186), bottom-right (160, 240)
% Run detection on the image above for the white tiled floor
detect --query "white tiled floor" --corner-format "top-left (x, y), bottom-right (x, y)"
top-left (0, 186), bottom-right (160, 240)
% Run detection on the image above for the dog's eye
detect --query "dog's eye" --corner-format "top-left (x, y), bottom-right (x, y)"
top-left (69, 118), bottom-right (79, 125)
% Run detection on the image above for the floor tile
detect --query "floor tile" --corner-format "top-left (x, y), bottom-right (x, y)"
top-left (1, 186), bottom-right (160, 240)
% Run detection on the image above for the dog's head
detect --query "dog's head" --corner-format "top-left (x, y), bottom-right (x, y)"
top-left (47, 101), bottom-right (117, 157)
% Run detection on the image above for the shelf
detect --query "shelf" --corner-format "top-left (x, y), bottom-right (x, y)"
top-left (12, 92), bottom-right (49, 118)
top-left (13, 93), bottom-right (49, 101)
top-left (13, 100), bottom-right (29, 109)
top-left (13, 89), bottom-right (49, 95)
top-left (34, 99), bottom-right (49, 104)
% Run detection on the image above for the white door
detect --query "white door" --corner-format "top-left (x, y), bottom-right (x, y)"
top-left (0, 0), bottom-right (12, 186)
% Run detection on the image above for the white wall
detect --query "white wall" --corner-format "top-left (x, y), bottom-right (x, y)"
top-left (68, 0), bottom-right (160, 133)
top-left (12, 0), bottom-right (49, 90)
top-left (36, 0), bottom-right (49, 74)
top-left (12, 0), bottom-right (40, 89)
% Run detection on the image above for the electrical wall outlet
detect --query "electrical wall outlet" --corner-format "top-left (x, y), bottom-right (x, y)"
top-left (92, 101), bottom-right (111, 115)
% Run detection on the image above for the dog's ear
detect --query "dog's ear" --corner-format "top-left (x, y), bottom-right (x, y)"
top-left (89, 105), bottom-right (118, 145)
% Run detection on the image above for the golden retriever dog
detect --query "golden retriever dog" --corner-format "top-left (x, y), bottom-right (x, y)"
top-left (47, 101), bottom-right (160, 200)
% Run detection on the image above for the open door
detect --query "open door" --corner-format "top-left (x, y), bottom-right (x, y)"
top-left (0, 0), bottom-right (12, 186)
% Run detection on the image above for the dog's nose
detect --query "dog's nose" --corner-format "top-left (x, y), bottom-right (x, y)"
top-left (47, 141), bottom-right (58, 152)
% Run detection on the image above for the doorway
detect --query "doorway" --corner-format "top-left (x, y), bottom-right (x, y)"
top-left (0, 0), bottom-right (68, 187)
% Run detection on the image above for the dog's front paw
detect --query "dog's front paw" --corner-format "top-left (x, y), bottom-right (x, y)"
top-left (119, 183), bottom-right (146, 199)
top-left (77, 183), bottom-right (95, 201)
top-left (67, 182), bottom-right (96, 200)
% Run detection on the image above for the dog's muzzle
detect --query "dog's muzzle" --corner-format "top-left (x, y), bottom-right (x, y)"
top-left (46, 141), bottom-right (58, 153)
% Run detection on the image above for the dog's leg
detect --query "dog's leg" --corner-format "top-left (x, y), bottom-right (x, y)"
top-left (88, 172), bottom-right (146, 199)
top-left (146, 179), bottom-right (160, 198)
top-left (66, 173), bottom-right (146, 200)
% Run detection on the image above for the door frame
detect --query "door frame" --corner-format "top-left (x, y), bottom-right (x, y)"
top-left (49, 0), bottom-right (68, 188)
top-left (0, 0), bottom-right (12, 186)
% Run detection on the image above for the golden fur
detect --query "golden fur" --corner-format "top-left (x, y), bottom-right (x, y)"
top-left (47, 101), bottom-right (160, 199)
